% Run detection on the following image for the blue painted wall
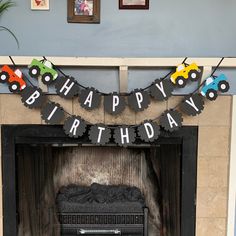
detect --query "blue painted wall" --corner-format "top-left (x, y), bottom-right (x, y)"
top-left (1, 0), bottom-right (236, 57)
top-left (0, 0), bottom-right (236, 94)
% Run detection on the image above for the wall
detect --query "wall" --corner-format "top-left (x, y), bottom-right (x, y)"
top-left (0, 0), bottom-right (235, 233)
top-left (1, 0), bottom-right (236, 94)
top-left (1, 0), bottom-right (236, 57)
top-left (0, 94), bottom-right (232, 236)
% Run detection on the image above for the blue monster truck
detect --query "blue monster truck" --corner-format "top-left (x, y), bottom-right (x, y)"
top-left (201, 74), bottom-right (229, 101)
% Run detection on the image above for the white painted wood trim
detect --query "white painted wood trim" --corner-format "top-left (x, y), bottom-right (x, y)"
top-left (199, 66), bottom-right (212, 91)
top-left (119, 66), bottom-right (128, 93)
top-left (1, 56), bottom-right (236, 67)
top-left (227, 95), bottom-right (236, 236)
top-left (201, 66), bottom-right (212, 83)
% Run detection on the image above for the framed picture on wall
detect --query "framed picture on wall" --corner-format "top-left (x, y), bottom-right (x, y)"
top-left (67, 0), bottom-right (100, 23)
top-left (31, 0), bottom-right (50, 10)
top-left (119, 0), bottom-right (149, 9)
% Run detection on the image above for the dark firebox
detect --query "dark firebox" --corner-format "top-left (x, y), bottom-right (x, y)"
top-left (56, 183), bottom-right (148, 235)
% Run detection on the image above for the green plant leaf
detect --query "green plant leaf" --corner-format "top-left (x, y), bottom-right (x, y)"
top-left (0, 1), bottom-right (15, 16)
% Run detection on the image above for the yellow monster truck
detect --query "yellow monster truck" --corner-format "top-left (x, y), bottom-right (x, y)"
top-left (170, 63), bottom-right (201, 88)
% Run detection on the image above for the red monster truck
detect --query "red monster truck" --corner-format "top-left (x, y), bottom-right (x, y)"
top-left (0, 65), bottom-right (26, 92)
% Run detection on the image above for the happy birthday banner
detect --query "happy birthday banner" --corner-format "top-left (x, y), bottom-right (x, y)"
top-left (0, 56), bottom-right (230, 146)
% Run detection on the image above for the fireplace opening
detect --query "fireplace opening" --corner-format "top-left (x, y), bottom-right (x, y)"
top-left (1, 125), bottom-right (198, 236)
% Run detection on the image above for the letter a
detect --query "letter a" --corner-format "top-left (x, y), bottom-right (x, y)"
top-left (84, 91), bottom-right (93, 108)
top-left (167, 113), bottom-right (178, 128)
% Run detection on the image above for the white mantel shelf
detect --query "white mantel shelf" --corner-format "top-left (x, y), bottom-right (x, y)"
top-left (0, 56), bottom-right (236, 67)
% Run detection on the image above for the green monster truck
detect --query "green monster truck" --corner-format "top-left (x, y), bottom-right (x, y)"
top-left (28, 59), bottom-right (58, 85)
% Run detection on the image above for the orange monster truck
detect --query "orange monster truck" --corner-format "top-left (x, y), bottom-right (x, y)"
top-left (0, 65), bottom-right (26, 92)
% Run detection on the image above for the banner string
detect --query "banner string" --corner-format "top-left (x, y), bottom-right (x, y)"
top-left (9, 56), bottom-right (16, 68)
top-left (5, 56), bottom-right (226, 130)
top-left (43, 56), bottom-right (188, 96)
top-left (210, 57), bottom-right (225, 76)
top-left (189, 57), bottom-right (225, 97)
top-left (8, 57), bottom-right (80, 120)
top-left (9, 56), bottom-right (36, 88)
top-left (150, 57), bottom-right (225, 122)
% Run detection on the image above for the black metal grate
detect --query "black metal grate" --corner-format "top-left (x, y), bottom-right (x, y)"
top-left (58, 213), bottom-right (144, 225)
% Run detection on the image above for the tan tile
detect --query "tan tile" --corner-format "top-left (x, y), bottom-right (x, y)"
top-left (207, 188), bottom-right (227, 217)
top-left (197, 157), bottom-right (229, 188)
top-left (135, 99), bottom-right (167, 124)
top-left (199, 96), bottom-right (232, 126)
top-left (167, 96), bottom-right (199, 125)
top-left (196, 218), bottom-right (226, 236)
top-left (197, 158), bottom-right (209, 187)
top-left (167, 95), bottom-right (183, 108)
top-left (196, 187), bottom-right (209, 217)
top-left (48, 95), bottom-right (73, 114)
top-left (73, 97), bottom-right (104, 124)
top-left (208, 158), bottom-right (229, 188)
top-left (198, 126), bottom-right (230, 157)
top-left (0, 94), bottom-right (41, 124)
top-left (182, 113), bottom-right (199, 125)
top-left (198, 155), bottom-right (229, 160)
top-left (196, 187), bottom-right (227, 217)
top-left (104, 98), bottom-right (135, 125)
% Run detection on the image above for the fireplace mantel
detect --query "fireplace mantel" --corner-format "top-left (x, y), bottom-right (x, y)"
top-left (0, 57), bottom-right (234, 236)
top-left (0, 56), bottom-right (236, 93)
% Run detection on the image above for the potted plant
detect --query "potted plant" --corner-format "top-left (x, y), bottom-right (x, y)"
top-left (0, 0), bottom-right (19, 47)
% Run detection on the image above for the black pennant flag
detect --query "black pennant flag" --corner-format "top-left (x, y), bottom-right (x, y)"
top-left (41, 102), bottom-right (65, 124)
top-left (180, 94), bottom-right (205, 116)
top-left (79, 87), bottom-right (101, 110)
top-left (104, 93), bottom-right (126, 115)
top-left (21, 86), bottom-right (45, 109)
top-left (63, 115), bottom-right (87, 138)
top-left (150, 79), bottom-right (174, 101)
top-left (55, 76), bottom-right (79, 99)
top-left (128, 90), bottom-right (150, 112)
top-left (113, 126), bottom-right (136, 147)
top-left (88, 124), bottom-right (111, 145)
top-left (137, 120), bottom-right (160, 142)
top-left (160, 109), bottom-right (183, 132)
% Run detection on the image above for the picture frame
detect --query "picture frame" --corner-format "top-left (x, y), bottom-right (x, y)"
top-left (67, 0), bottom-right (100, 24)
top-left (119, 0), bottom-right (149, 9)
top-left (31, 0), bottom-right (50, 10)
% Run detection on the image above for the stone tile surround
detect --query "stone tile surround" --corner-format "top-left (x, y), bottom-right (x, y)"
top-left (0, 94), bottom-right (232, 236)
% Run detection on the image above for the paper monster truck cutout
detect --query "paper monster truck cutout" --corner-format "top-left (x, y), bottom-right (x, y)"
top-left (29, 59), bottom-right (58, 85)
top-left (201, 74), bottom-right (229, 101)
top-left (171, 63), bottom-right (201, 88)
top-left (0, 65), bottom-right (26, 93)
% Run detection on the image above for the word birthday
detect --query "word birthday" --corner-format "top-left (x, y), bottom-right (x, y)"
top-left (0, 57), bottom-right (230, 146)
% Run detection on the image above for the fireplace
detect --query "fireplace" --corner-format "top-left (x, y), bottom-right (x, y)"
top-left (1, 125), bottom-right (198, 236)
